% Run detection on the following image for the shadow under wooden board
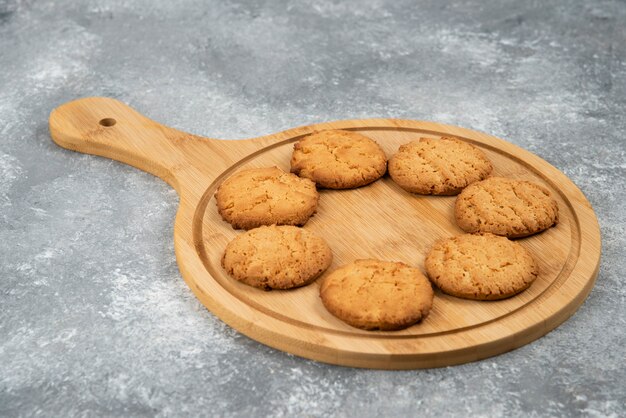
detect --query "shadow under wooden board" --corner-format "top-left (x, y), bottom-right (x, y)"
top-left (49, 97), bottom-right (601, 369)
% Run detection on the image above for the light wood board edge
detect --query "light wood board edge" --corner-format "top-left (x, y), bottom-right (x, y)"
top-left (49, 97), bottom-right (602, 369)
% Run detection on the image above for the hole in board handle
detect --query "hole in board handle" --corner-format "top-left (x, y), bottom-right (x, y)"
top-left (99, 118), bottom-right (117, 127)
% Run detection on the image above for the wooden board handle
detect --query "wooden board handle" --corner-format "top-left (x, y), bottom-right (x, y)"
top-left (49, 97), bottom-right (196, 190)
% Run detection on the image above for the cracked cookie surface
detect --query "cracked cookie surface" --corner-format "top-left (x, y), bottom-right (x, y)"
top-left (455, 176), bottom-right (559, 238)
top-left (215, 166), bottom-right (319, 230)
top-left (319, 259), bottom-right (434, 330)
top-left (425, 233), bottom-right (538, 300)
top-left (290, 130), bottom-right (387, 189)
top-left (222, 225), bottom-right (333, 290)
top-left (388, 137), bottom-right (492, 195)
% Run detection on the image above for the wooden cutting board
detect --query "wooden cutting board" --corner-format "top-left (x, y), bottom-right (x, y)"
top-left (49, 97), bottom-right (601, 369)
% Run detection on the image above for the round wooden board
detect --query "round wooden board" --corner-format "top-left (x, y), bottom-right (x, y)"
top-left (50, 97), bottom-right (601, 369)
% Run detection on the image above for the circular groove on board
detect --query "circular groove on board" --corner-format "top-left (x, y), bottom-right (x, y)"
top-left (192, 126), bottom-right (583, 340)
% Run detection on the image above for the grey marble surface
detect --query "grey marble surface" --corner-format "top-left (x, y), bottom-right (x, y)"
top-left (1, 0), bottom-right (625, 416)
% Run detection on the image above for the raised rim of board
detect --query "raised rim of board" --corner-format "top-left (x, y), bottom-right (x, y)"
top-left (173, 118), bottom-right (601, 369)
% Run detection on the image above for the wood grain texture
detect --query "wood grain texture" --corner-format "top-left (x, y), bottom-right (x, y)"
top-left (49, 97), bottom-right (601, 369)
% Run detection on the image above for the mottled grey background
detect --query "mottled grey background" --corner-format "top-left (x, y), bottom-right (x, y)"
top-left (1, 0), bottom-right (625, 416)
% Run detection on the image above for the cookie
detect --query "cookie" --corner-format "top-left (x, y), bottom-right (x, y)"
top-left (215, 166), bottom-right (319, 230)
top-left (290, 130), bottom-right (387, 189)
top-left (455, 176), bottom-right (559, 238)
top-left (388, 137), bottom-right (492, 195)
top-left (319, 259), bottom-right (434, 330)
top-left (222, 225), bottom-right (333, 290)
top-left (425, 233), bottom-right (538, 300)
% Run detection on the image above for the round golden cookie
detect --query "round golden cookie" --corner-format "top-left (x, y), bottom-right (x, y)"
top-left (222, 225), bottom-right (333, 290)
top-left (455, 176), bottom-right (559, 238)
top-left (290, 130), bottom-right (387, 189)
top-left (425, 233), bottom-right (538, 300)
top-left (319, 259), bottom-right (434, 331)
top-left (215, 166), bottom-right (319, 230)
top-left (388, 137), bottom-right (492, 195)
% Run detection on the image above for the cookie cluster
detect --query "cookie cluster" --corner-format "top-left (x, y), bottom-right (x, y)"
top-left (214, 130), bottom-right (559, 331)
